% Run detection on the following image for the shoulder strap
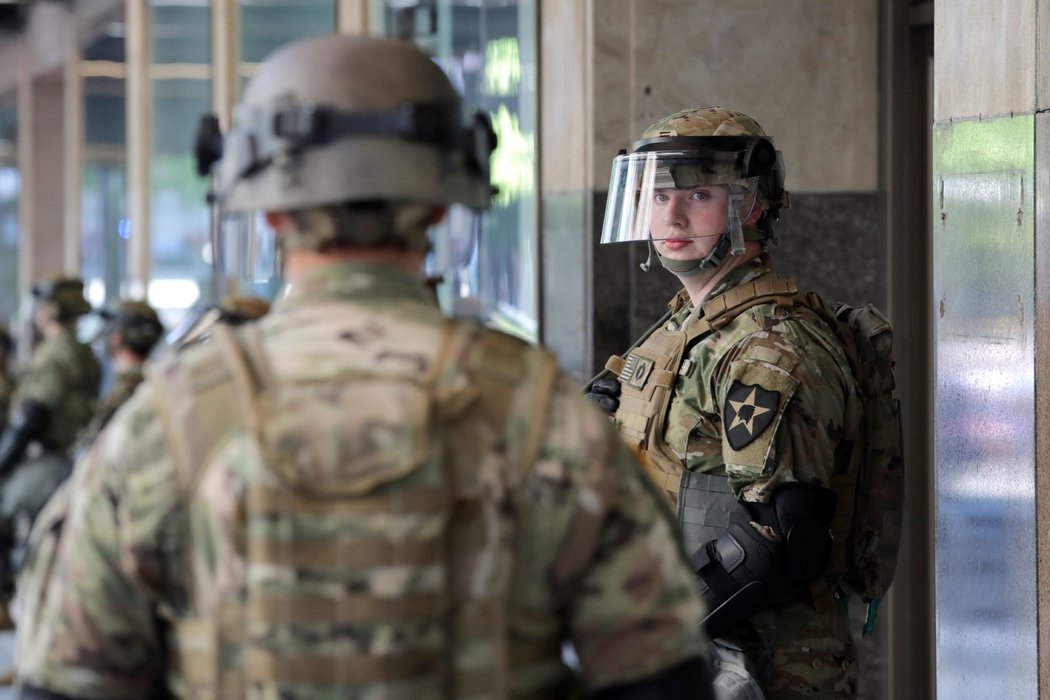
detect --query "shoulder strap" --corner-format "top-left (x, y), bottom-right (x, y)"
top-left (701, 273), bottom-right (800, 330)
top-left (457, 322), bottom-right (559, 470)
top-left (145, 341), bottom-right (246, 495)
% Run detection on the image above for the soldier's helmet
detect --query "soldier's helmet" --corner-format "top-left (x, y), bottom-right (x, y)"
top-left (99, 299), bottom-right (165, 357)
top-left (600, 106), bottom-right (789, 269)
top-left (206, 34), bottom-right (497, 251)
top-left (31, 276), bottom-right (92, 323)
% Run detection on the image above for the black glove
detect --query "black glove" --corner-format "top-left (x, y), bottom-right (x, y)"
top-left (586, 374), bottom-right (622, 415)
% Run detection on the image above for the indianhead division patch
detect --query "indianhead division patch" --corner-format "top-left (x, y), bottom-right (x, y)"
top-left (724, 380), bottom-right (781, 451)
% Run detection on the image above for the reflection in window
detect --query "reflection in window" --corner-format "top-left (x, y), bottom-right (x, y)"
top-left (81, 17), bottom-right (128, 309)
top-left (149, 1), bottom-right (212, 330)
top-left (374, 1), bottom-right (538, 342)
top-left (0, 97), bottom-right (17, 328)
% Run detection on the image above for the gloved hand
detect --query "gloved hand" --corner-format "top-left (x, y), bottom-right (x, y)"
top-left (586, 374), bottom-right (621, 415)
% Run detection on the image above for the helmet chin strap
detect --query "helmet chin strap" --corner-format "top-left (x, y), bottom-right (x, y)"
top-left (652, 227), bottom-right (766, 277)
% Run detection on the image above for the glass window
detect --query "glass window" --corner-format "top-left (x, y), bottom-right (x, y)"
top-left (149, 1), bottom-right (212, 329)
top-left (238, 0), bottom-right (335, 65)
top-left (372, 0), bottom-right (538, 342)
top-left (81, 15), bottom-right (128, 310)
top-left (227, 0), bottom-right (336, 303)
top-left (0, 95), bottom-right (18, 328)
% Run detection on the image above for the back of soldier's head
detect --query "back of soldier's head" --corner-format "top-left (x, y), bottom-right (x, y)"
top-left (32, 276), bottom-right (92, 324)
top-left (207, 35), bottom-right (496, 254)
top-left (100, 299), bottom-right (165, 357)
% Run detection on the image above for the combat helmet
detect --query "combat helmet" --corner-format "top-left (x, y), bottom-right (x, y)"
top-left (600, 106), bottom-right (789, 275)
top-left (31, 276), bottom-right (92, 323)
top-left (198, 35), bottom-right (497, 252)
top-left (99, 299), bottom-right (165, 357)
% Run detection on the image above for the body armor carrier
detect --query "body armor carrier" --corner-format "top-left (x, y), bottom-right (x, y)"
top-left (605, 274), bottom-right (904, 633)
top-left (604, 274), bottom-right (799, 507)
top-left (147, 319), bottom-right (561, 698)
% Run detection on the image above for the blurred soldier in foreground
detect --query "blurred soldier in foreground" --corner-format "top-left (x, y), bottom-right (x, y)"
top-left (0, 277), bottom-right (99, 631)
top-left (18, 36), bottom-right (713, 699)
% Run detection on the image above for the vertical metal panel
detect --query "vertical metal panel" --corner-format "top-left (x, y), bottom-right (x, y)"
top-left (1037, 111), bottom-right (1050, 700)
top-left (933, 114), bottom-right (1036, 699)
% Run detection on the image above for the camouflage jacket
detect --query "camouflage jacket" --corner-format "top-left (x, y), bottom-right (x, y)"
top-left (661, 257), bottom-right (862, 502)
top-left (19, 261), bottom-right (706, 699)
top-left (77, 364), bottom-right (145, 448)
top-left (15, 326), bottom-right (101, 452)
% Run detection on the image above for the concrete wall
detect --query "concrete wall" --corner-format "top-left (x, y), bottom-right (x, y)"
top-left (590, 0), bottom-right (879, 192)
top-left (539, 0), bottom-right (884, 380)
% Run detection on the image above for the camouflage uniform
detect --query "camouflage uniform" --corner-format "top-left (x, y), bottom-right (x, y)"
top-left (11, 326), bottom-right (100, 454)
top-left (77, 365), bottom-right (145, 449)
top-left (18, 261), bottom-right (708, 698)
top-left (654, 256), bottom-right (862, 698)
top-left (0, 326), bottom-right (100, 522)
top-left (595, 105), bottom-right (865, 699)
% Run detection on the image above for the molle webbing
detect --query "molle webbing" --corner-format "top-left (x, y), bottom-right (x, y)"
top-left (702, 275), bottom-right (799, 330)
top-left (155, 319), bottom-right (560, 697)
top-left (607, 272), bottom-right (800, 503)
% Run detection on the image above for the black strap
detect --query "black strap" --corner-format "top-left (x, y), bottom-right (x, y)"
top-left (273, 101), bottom-right (461, 148)
top-left (694, 541), bottom-right (739, 604)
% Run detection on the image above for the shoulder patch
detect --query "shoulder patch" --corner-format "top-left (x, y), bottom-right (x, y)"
top-left (724, 380), bottom-right (780, 450)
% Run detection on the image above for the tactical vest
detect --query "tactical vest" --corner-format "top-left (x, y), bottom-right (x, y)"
top-left (606, 274), bottom-right (904, 623)
top-left (605, 274), bottom-right (799, 507)
top-left (147, 318), bottom-right (562, 698)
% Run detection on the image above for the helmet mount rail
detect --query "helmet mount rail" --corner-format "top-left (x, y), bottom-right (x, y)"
top-left (195, 100), bottom-right (497, 206)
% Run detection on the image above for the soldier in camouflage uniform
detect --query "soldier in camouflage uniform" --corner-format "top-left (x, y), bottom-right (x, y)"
top-left (17, 36), bottom-right (714, 700)
top-left (589, 107), bottom-right (864, 699)
top-left (0, 277), bottom-right (100, 631)
top-left (78, 299), bottom-right (164, 447)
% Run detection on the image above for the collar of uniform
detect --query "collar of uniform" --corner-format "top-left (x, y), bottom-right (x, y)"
top-left (276, 261), bottom-right (433, 308)
top-left (701, 255), bottom-right (775, 311)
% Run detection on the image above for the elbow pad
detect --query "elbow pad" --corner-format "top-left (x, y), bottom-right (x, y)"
top-left (695, 482), bottom-right (836, 639)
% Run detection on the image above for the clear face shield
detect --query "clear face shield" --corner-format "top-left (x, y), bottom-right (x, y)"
top-left (600, 150), bottom-right (761, 251)
top-left (213, 209), bottom-right (283, 303)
